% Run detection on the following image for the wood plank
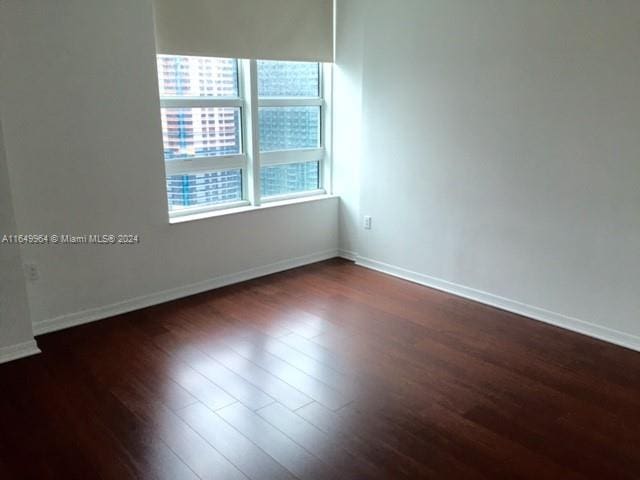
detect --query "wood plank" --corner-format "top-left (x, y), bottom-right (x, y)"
top-left (112, 382), bottom-right (247, 480)
top-left (202, 343), bottom-right (314, 410)
top-left (208, 337), bottom-right (353, 410)
top-left (217, 402), bottom-right (339, 480)
top-left (256, 402), bottom-right (386, 479)
top-left (153, 330), bottom-right (275, 410)
top-left (177, 402), bottom-right (297, 480)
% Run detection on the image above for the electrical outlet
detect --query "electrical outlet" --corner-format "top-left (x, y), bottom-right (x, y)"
top-left (364, 215), bottom-right (372, 230)
top-left (24, 263), bottom-right (39, 282)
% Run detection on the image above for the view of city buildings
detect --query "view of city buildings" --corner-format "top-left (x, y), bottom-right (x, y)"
top-left (158, 56), bottom-right (321, 211)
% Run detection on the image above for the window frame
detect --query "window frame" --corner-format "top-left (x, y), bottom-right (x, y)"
top-left (158, 57), bottom-right (331, 218)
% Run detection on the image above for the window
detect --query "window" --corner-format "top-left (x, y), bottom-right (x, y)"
top-left (157, 56), bottom-right (330, 217)
top-left (257, 60), bottom-right (325, 199)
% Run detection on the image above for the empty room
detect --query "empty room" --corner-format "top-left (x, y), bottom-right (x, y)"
top-left (1, 0), bottom-right (639, 478)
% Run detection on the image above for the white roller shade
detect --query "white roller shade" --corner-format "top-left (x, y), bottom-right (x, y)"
top-left (152, 0), bottom-right (334, 62)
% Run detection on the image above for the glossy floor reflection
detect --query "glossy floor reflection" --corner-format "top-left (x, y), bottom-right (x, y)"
top-left (1, 259), bottom-right (640, 479)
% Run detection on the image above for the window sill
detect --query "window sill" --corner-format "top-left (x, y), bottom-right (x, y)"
top-left (168, 193), bottom-right (338, 225)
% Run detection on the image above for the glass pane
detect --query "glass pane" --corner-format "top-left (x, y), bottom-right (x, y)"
top-left (257, 61), bottom-right (319, 97)
top-left (261, 161), bottom-right (320, 197)
top-left (259, 107), bottom-right (320, 152)
top-left (166, 170), bottom-right (242, 212)
top-left (157, 55), bottom-right (238, 97)
top-left (161, 107), bottom-right (241, 160)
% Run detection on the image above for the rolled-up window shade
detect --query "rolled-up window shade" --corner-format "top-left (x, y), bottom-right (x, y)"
top-left (152, 0), bottom-right (333, 62)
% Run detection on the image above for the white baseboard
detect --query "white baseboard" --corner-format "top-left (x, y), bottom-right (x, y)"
top-left (338, 249), bottom-right (358, 261)
top-left (0, 340), bottom-right (41, 365)
top-left (33, 249), bottom-right (340, 336)
top-left (356, 256), bottom-right (640, 353)
top-left (31, 248), bottom-right (640, 353)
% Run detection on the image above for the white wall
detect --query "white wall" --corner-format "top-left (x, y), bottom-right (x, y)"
top-left (0, 0), bottom-right (338, 336)
top-left (337, 0), bottom-right (640, 348)
top-left (0, 116), bottom-right (38, 359)
top-left (332, 0), bottom-right (365, 258)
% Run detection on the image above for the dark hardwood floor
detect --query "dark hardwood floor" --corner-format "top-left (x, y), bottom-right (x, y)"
top-left (1, 258), bottom-right (639, 479)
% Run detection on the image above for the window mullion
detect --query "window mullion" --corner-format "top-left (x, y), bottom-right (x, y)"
top-left (261, 149), bottom-right (324, 166)
top-left (258, 98), bottom-right (323, 108)
top-left (160, 98), bottom-right (242, 108)
top-left (241, 59), bottom-right (261, 206)
top-left (165, 155), bottom-right (246, 176)
top-left (321, 63), bottom-right (332, 194)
